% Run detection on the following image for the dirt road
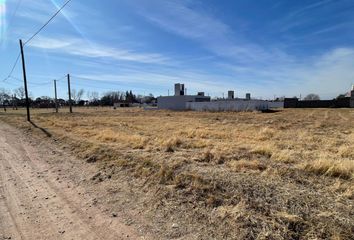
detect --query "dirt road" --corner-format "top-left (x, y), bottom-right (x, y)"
top-left (0, 123), bottom-right (146, 240)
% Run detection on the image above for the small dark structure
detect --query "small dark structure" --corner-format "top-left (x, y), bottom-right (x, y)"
top-left (285, 86), bottom-right (354, 108)
top-left (114, 102), bottom-right (131, 108)
top-left (284, 97), bottom-right (352, 108)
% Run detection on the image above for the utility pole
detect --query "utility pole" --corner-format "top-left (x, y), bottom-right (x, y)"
top-left (12, 95), bottom-right (15, 110)
top-left (13, 94), bottom-right (17, 110)
top-left (19, 39), bottom-right (30, 122)
top-left (67, 74), bottom-right (72, 113)
top-left (54, 80), bottom-right (58, 113)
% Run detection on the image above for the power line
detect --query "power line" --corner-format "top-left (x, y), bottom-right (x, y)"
top-left (8, 76), bottom-right (23, 83)
top-left (23, 0), bottom-right (73, 46)
top-left (66, 82), bottom-right (116, 91)
top-left (71, 75), bottom-right (123, 85)
top-left (2, 0), bottom-right (73, 83)
top-left (1, 80), bottom-right (21, 87)
top-left (2, 53), bottom-right (21, 82)
top-left (56, 74), bottom-right (68, 81)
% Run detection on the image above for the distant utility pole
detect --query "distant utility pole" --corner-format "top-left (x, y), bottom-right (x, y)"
top-left (67, 74), bottom-right (72, 113)
top-left (13, 94), bottom-right (18, 110)
top-left (12, 95), bottom-right (15, 110)
top-left (19, 39), bottom-right (30, 122)
top-left (54, 80), bottom-right (58, 113)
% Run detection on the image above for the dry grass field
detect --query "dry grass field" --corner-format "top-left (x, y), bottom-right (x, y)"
top-left (1, 107), bottom-right (354, 239)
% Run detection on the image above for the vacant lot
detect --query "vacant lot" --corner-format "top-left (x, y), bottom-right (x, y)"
top-left (1, 108), bottom-right (353, 239)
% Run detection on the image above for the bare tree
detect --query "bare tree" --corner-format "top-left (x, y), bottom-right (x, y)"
top-left (87, 91), bottom-right (99, 102)
top-left (0, 88), bottom-right (11, 104)
top-left (0, 88), bottom-right (11, 111)
top-left (14, 87), bottom-right (25, 100)
top-left (91, 91), bottom-right (99, 101)
top-left (304, 94), bottom-right (320, 101)
top-left (71, 89), bottom-right (85, 103)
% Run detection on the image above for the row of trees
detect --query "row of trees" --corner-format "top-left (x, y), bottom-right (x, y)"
top-left (0, 87), bottom-right (156, 109)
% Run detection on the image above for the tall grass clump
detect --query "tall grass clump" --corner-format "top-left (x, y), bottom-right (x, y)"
top-left (301, 158), bottom-right (354, 180)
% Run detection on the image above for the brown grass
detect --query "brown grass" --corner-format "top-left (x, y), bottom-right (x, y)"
top-left (301, 158), bottom-right (354, 179)
top-left (1, 107), bottom-right (354, 239)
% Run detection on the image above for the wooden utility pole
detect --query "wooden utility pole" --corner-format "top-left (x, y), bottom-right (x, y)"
top-left (12, 94), bottom-right (18, 110)
top-left (67, 74), bottom-right (72, 113)
top-left (19, 39), bottom-right (30, 122)
top-left (54, 80), bottom-right (58, 113)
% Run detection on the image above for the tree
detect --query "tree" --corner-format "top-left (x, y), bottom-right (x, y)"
top-left (336, 94), bottom-right (347, 99)
top-left (14, 87), bottom-right (25, 100)
top-left (275, 96), bottom-right (286, 101)
top-left (87, 91), bottom-right (99, 103)
top-left (140, 93), bottom-right (155, 104)
top-left (71, 89), bottom-right (85, 103)
top-left (125, 90), bottom-right (137, 103)
top-left (0, 88), bottom-right (11, 105)
top-left (0, 88), bottom-right (11, 111)
top-left (304, 94), bottom-right (320, 101)
top-left (100, 91), bottom-right (124, 106)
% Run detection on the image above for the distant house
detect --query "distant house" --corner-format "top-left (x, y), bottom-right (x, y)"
top-left (113, 102), bottom-right (131, 108)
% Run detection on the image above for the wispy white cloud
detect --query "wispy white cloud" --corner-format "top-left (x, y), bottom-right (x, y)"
top-left (271, 0), bottom-right (335, 33)
top-left (131, 0), bottom-right (279, 63)
top-left (5, 0), bottom-right (353, 99)
top-left (14, 0), bottom-right (55, 22)
top-left (220, 47), bottom-right (354, 98)
top-left (74, 70), bottom-right (233, 96)
top-left (287, 0), bottom-right (334, 18)
top-left (27, 36), bottom-right (169, 64)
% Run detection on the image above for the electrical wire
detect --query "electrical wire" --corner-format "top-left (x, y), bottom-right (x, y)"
top-left (8, 76), bottom-right (22, 83)
top-left (69, 82), bottom-right (116, 91)
top-left (56, 74), bottom-right (68, 81)
top-left (70, 75), bottom-right (123, 85)
top-left (23, 0), bottom-right (73, 46)
top-left (7, 76), bottom-right (53, 86)
top-left (2, 0), bottom-right (73, 82)
top-left (1, 53), bottom-right (21, 82)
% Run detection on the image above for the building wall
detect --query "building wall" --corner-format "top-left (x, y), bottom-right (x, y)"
top-left (268, 101), bottom-right (284, 108)
top-left (157, 96), bottom-right (210, 110)
top-left (186, 100), bottom-right (269, 112)
top-left (284, 98), bottom-right (351, 108)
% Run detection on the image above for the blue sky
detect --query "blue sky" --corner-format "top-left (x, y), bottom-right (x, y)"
top-left (1, 0), bottom-right (354, 99)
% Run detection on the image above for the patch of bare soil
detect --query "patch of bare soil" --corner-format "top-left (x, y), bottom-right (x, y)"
top-left (0, 123), bottom-right (151, 240)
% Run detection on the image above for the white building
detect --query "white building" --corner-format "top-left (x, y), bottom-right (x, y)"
top-left (157, 84), bottom-right (210, 110)
top-left (157, 84), bottom-right (271, 112)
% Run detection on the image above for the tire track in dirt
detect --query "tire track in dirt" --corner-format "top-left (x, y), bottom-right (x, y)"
top-left (0, 161), bottom-right (25, 240)
top-left (324, 109), bottom-right (329, 120)
top-left (338, 112), bottom-right (349, 121)
top-left (305, 110), bottom-right (316, 120)
top-left (1, 152), bottom-right (97, 239)
top-left (0, 123), bottom-right (148, 240)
